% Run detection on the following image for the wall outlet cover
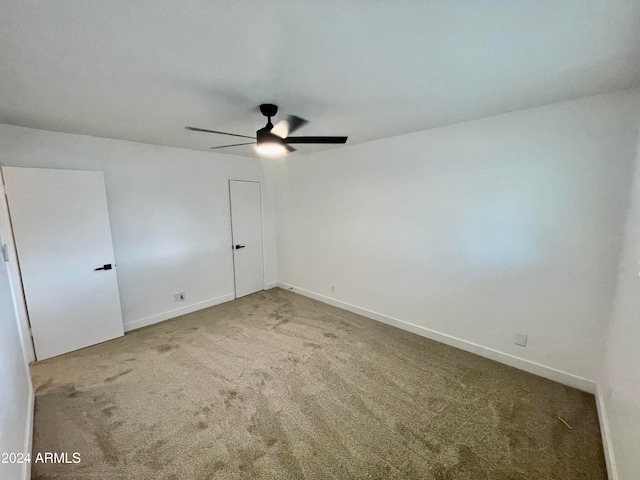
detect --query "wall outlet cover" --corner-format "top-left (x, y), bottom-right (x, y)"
top-left (516, 332), bottom-right (528, 347)
top-left (174, 292), bottom-right (185, 302)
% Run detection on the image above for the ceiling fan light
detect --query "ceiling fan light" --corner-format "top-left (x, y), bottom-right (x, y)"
top-left (255, 142), bottom-right (287, 156)
top-left (255, 129), bottom-right (288, 156)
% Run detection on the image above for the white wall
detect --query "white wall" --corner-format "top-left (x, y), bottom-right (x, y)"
top-left (274, 89), bottom-right (640, 386)
top-left (0, 239), bottom-right (33, 480)
top-left (0, 125), bottom-right (277, 335)
top-left (600, 125), bottom-right (640, 479)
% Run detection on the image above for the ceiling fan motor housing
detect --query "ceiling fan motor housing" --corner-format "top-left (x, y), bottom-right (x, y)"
top-left (256, 128), bottom-right (283, 146)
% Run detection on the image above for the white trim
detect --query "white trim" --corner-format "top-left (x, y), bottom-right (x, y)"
top-left (0, 168), bottom-right (36, 363)
top-left (277, 282), bottom-right (596, 393)
top-left (265, 282), bottom-right (278, 290)
top-left (22, 385), bottom-right (34, 480)
top-left (595, 386), bottom-right (618, 480)
top-left (226, 179), bottom-right (237, 298)
top-left (123, 293), bottom-right (235, 332)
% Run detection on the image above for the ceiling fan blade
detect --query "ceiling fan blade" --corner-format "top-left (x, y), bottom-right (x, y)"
top-left (186, 126), bottom-right (255, 140)
top-left (210, 142), bottom-right (255, 150)
top-left (285, 136), bottom-right (348, 144)
top-left (271, 115), bottom-right (308, 138)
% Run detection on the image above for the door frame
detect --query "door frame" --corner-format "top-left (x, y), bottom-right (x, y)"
top-left (0, 169), bottom-right (36, 362)
top-left (227, 179), bottom-right (266, 298)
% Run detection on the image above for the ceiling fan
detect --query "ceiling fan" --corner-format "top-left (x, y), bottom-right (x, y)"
top-left (186, 104), bottom-right (348, 156)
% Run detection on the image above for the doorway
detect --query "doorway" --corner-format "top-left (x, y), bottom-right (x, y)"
top-left (229, 180), bottom-right (265, 298)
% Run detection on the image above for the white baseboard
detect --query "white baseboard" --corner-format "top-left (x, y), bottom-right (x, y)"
top-left (265, 282), bottom-right (278, 290)
top-left (123, 293), bottom-right (235, 332)
top-left (595, 386), bottom-right (618, 480)
top-left (277, 282), bottom-right (596, 394)
top-left (22, 385), bottom-right (34, 480)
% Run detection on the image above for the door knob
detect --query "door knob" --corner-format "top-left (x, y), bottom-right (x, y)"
top-left (235, 245), bottom-right (245, 249)
top-left (94, 264), bottom-right (113, 271)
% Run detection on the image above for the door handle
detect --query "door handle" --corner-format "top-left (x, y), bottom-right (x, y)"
top-left (94, 264), bottom-right (113, 271)
top-left (234, 245), bottom-right (245, 249)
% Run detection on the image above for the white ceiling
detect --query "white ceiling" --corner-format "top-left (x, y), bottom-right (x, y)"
top-left (1, 1), bottom-right (639, 157)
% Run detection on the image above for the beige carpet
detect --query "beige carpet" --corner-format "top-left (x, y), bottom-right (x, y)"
top-left (30, 288), bottom-right (606, 479)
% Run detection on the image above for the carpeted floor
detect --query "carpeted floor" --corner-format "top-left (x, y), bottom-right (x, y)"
top-left (30, 288), bottom-right (606, 479)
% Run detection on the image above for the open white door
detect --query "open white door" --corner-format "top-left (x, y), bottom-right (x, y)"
top-left (3, 167), bottom-right (124, 360)
top-left (229, 180), bottom-right (264, 298)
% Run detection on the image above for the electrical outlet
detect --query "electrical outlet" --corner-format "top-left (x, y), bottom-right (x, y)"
top-left (331, 285), bottom-right (336, 293)
top-left (174, 292), bottom-right (185, 302)
top-left (516, 332), bottom-right (528, 347)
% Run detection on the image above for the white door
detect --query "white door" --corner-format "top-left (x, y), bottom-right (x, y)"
top-left (229, 180), bottom-right (264, 298)
top-left (3, 167), bottom-right (124, 360)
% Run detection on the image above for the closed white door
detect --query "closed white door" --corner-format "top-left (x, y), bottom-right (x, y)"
top-left (229, 180), bottom-right (264, 298)
top-left (3, 167), bottom-right (124, 360)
